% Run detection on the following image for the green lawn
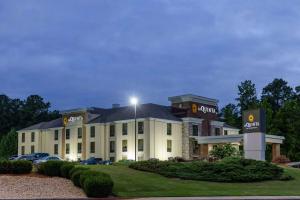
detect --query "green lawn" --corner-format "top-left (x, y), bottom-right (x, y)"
top-left (87, 165), bottom-right (300, 197)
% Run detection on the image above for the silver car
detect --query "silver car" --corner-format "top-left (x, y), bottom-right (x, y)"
top-left (33, 156), bottom-right (63, 164)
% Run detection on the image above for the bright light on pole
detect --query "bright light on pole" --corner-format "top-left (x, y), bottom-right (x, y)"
top-left (130, 97), bottom-right (138, 161)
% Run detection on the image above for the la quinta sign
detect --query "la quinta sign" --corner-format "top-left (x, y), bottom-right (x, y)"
top-left (63, 116), bottom-right (83, 125)
top-left (192, 104), bottom-right (216, 114)
top-left (243, 109), bottom-right (266, 133)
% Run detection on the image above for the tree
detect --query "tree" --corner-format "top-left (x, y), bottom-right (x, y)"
top-left (0, 129), bottom-right (18, 159)
top-left (209, 144), bottom-right (239, 160)
top-left (220, 104), bottom-right (240, 128)
top-left (236, 80), bottom-right (259, 113)
top-left (261, 78), bottom-right (295, 112)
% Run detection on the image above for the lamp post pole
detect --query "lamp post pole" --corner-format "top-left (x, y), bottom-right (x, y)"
top-left (134, 103), bottom-right (137, 161)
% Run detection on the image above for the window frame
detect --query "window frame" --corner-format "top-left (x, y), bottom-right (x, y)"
top-left (122, 123), bottom-right (128, 135)
top-left (66, 143), bottom-right (70, 154)
top-left (54, 144), bottom-right (58, 155)
top-left (167, 140), bottom-right (172, 152)
top-left (66, 129), bottom-right (70, 140)
top-left (31, 145), bottom-right (35, 154)
top-left (77, 142), bottom-right (82, 154)
top-left (109, 141), bottom-right (115, 153)
top-left (22, 133), bottom-right (25, 143)
top-left (138, 121), bottom-right (144, 134)
top-left (167, 123), bottom-right (172, 135)
top-left (122, 140), bottom-right (128, 152)
top-left (54, 130), bottom-right (59, 140)
top-left (31, 132), bottom-right (35, 142)
top-left (78, 127), bottom-right (82, 139)
top-left (138, 139), bottom-right (144, 152)
top-left (192, 125), bottom-right (198, 136)
top-left (90, 126), bottom-right (95, 138)
top-left (110, 124), bottom-right (115, 137)
top-left (90, 141), bottom-right (95, 153)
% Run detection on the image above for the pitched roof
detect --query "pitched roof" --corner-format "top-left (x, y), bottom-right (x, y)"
top-left (19, 118), bottom-right (63, 131)
top-left (19, 103), bottom-right (182, 131)
top-left (89, 103), bottom-right (182, 123)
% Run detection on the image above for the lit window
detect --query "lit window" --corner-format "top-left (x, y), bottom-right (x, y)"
top-left (122, 140), bottom-right (128, 152)
top-left (167, 140), bottom-right (172, 152)
top-left (138, 122), bottom-right (144, 134)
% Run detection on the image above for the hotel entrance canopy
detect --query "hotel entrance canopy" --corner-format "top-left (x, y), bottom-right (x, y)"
top-left (191, 134), bottom-right (284, 144)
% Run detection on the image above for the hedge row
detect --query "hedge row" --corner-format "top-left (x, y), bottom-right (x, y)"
top-left (0, 160), bottom-right (32, 174)
top-left (37, 161), bottom-right (113, 197)
top-left (129, 157), bottom-right (288, 182)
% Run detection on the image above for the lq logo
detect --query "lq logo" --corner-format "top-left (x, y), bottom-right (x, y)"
top-left (191, 104), bottom-right (216, 114)
top-left (244, 114), bottom-right (260, 129)
top-left (63, 116), bottom-right (83, 125)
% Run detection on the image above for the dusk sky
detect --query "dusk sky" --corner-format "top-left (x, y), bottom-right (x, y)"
top-left (1, 0), bottom-right (300, 110)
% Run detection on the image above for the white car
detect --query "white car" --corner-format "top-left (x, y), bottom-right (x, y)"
top-left (33, 156), bottom-right (63, 164)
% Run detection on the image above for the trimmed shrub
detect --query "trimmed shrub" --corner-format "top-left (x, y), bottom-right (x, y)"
top-left (71, 169), bottom-right (89, 187)
top-left (60, 163), bottom-right (75, 179)
top-left (39, 161), bottom-right (66, 177)
top-left (83, 175), bottom-right (114, 197)
top-left (79, 170), bottom-right (110, 187)
top-left (11, 160), bottom-right (32, 174)
top-left (0, 160), bottom-right (13, 174)
top-left (69, 166), bottom-right (88, 178)
top-left (129, 158), bottom-right (286, 182)
top-left (0, 160), bottom-right (32, 174)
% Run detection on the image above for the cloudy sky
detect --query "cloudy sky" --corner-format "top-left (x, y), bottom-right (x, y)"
top-left (1, 0), bottom-right (300, 110)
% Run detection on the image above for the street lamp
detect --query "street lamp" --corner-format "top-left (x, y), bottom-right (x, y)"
top-left (130, 97), bottom-right (138, 161)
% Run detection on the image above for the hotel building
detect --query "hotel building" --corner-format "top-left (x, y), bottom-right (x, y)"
top-left (17, 94), bottom-right (284, 161)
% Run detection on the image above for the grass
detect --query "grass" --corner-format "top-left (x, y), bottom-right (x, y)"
top-left (87, 165), bottom-right (300, 197)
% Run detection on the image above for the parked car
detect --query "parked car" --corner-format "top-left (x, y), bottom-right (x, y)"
top-left (100, 160), bottom-right (112, 165)
top-left (80, 157), bottom-right (103, 165)
top-left (30, 153), bottom-right (49, 161)
top-left (33, 156), bottom-right (63, 164)
top-left (14, 155), bottom-right (33, 161)
top-left (8, 155), bottom-right (19, 160)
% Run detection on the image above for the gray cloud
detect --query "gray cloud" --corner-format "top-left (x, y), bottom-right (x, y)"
top-left (0, 0), bottom-right (299, 109)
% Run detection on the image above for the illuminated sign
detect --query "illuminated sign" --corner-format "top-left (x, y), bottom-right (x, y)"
top-left (191, 104), bottom-right (216, 114)
top-left (63, 116), bottom-right (83, 126)
top-left (243, 109), bottom-right (266, 133)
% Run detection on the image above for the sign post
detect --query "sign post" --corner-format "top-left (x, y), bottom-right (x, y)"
top-left (243, 109), bottom-right (266, 161)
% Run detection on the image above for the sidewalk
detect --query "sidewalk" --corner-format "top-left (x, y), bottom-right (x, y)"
top-left (132, 197), bottom-right (300, 200)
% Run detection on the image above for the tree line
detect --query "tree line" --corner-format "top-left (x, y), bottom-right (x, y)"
top-left (0, 95), bottom-right (60, 158)
top-left (220, 78), bottom-right (300, 161)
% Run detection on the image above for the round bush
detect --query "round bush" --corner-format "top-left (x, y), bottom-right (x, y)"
top-left (69, 166), bottom-right (88, 178)
top-left (0, 160), bottom-right (13, 174)
top-left (71, 169), bottom-right (89, 187)
top-left (40, 161), bottom-right (66, 177)
top-left (83, 175), bottom-right (114, 197)
top-left (60, 163), bottom-right (75, 179)
top-left (79, 170), bottom-right (109, 187)
top-left (11, 160), bottom-right (32, 174)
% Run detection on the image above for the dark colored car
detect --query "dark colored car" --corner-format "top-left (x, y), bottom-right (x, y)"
top-left (100, 160), bottom-right (112, 165)
top-left (80, 157), bottom-right (103, 165)
top-left (30, 153), bottom-right (49, 161)
top-left (8, 155), bottom-right (18, 160)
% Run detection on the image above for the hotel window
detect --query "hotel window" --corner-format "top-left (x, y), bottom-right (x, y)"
top-left (31, 132), bottom-right (35, 142)
top-left (167, 140), bottom-right (172, 152)
top-left (138, 122), bottom-right (144, 134)
top-left (66, 129), bottom-right (70, 140)
top-left (54, 130), bottom-right (59, 140)
top-left (110, 141), bottom-right (115, 153)
top-left (54, 144), bottom-right (58, 155)
top-left (31, 145), bottom-right (35, 154)
top-left (138, 139), bottom-right (144, 152)
top-left (167, 123), bottom-right (172, 135)
top-left (110, 124), bottom-right (115, 137)
top-left (215, 128), bottom-right (221, 136)
top-left (22, 133), bottom-right (25, 143)
top-left (77, 143), bottom-right (82, 154)
top-left (224, 130), bottom-right (228, 136)
top-left (192, 125), bottom-right (198, 136)
top-left (90, 142), bottom-right (95, 153)
top-left (122, 123), bottom-right (128, 135)
top-left (21, 146), bottom-right (25, 155)
top-left (122, 140), bottom-right (128, 152)
top-left (90, 126), bottom-right (95, 138)
top-left (66, 143), bottom-right (70, 154)
top-left (110, 157), bottom-right (115, 162)
top-left (78, 128), bottom-right (82, 139)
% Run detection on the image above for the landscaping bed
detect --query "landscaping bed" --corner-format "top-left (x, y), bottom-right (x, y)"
top-left (0, 174), bottom-right (86, 199)
top-left (128, 158), bottom-right (291, 182)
